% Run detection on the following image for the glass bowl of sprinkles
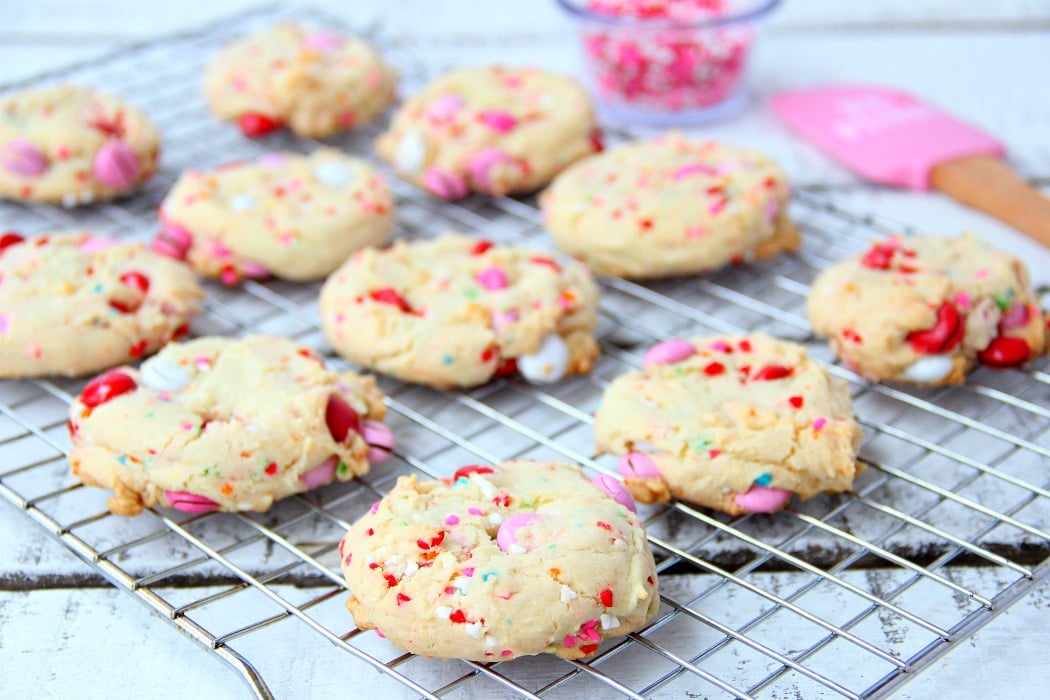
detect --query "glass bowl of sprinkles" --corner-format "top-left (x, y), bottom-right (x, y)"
top-left (557, 0), bottom-right (781, 126)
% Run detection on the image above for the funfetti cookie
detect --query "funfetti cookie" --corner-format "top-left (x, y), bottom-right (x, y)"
top-left (807, 234), bottom-right (1048, 385)
top-left (319, 233), bottom-right (600, 389)
top-left (0, 232), bottom-right (201, 379)
top-left (340, 459), bottom-right (659, 660)
top-left (204, 23), bottom-right (398, 138)
top-left (376, 65), bottom-right (600, 200)
top-left (594, 334), bottom-right (864, 516)
top-left (540, 133), bottom-right (799, 278)
top-left (155, 149), bottom-right (393, 284)
top-left (0, 85), bottom-right (160, 206)
top-left (69, 335), bottom-right (395, 516)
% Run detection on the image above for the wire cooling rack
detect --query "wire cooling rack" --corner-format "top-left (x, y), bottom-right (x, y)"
top-left (2, 4), bottom-right (1049, 699)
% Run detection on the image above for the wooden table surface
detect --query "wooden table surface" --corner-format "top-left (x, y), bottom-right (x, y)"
top-left (1, 1), bottom-right (1049, 698)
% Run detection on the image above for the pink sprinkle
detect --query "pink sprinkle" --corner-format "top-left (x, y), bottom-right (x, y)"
top-left (765, 198), bottom-right (780, 222)
top-left (375, 629), bottom-right (385, 639)
top-left (564, 635), bottom-right (576, 647)
top-left (673, 162), bottom-right (717, 180)
top-left (467, 507), bottom-right (483, 516)
top-left (445, 514), bottom-right (460, 525)
top-left (493, 309), bottom-right (520, 330)
top-left (685, 226), bottom-right (706, 239)
top-left (444, 586), bottom-right (455, 595)
top-left (477, 266), bottom-right (508, 291)
top-left (181, 423), bottom-right (193, 430)
top-left (501, 650), bottom-right (513, 657)
top-left (278, 233), bottom-right (294, 246)
top-left (478, 110), bottom-right (518, 133)
top-left (0, 314), bottom-right (8, 334)
top-left (303, 31), bottom-right (344, 52)
top-left (710, 340), bottom-right (731, 352)
top-left (813, 417), bottom-right (827, 432)
top-left (955, 292), bottom-right (971, 310)
top-left (709, 449), bottom-right (721, 459)
top-left (975, 269), bottom-right (989, 279)
top-left (709, 199), bottom-right (727, 215)
top-left (463, 567), bottom-right (475, 577)
top-left (369, 501), bottom-right (380, 515)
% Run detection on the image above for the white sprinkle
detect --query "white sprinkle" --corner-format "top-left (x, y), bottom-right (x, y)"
top-left (364, 553), bottom-right (375, 565)
top-left (434, 606), bottom-right (452, 619)
top-left (229, 193), bottom-right (257, 212)
top-left (383, 555), bottom-right (400, 567)
top-left (560, 585), bottom-right (578, 604)
top-left (600, 614), bottom-right (621, 631)
top-left (373, 546), bottom-right (388, 559)
top-left (237, 502), bottom-right (252, 510)
top-left (79, 190), bottom-right (95, 204)
top-left (507, 544), bottom-right (526, 555)
top-left (403, 561), bottom-right (419, 577)
top-left (139, 356), bottom-right (191, 392)
top-left (394, 129), bottom-right (427, 174)
top-left (61, 193), bottom-right (78, 208)
top-left (452, 577), bottom-right (470, 594)
top-left (484, 634), bottom-right (499, 648)
top-left (465, 621), bottom-right (484, 639)
top-left (487, 513), bottom-right (504, 526)
top-left (313, 161), bottom-right (354, 189)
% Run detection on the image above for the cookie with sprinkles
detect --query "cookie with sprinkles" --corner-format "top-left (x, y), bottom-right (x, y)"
top-left (594, 334), bottom-right (864, 515)
top-left (69, 335), bottom-right (394, 516)
top-left (156, 149), bottom-right (393, 284)
top-left (204, 23), bottom-right (398, 138)
top-left (808, 234), bottom-right (1048, 385)
top-left (340, 459), bottom-right (659, 660)
top-left (0, 85), bottom-right (160, 206)
top-left (540, 132), bottom-right (799, 278)
top-left (0, 232), bottom-right (201, 379)
top-left (319, 233), bottom-right (600, 388)
top-left (376, 65), bottom-right (600, 200)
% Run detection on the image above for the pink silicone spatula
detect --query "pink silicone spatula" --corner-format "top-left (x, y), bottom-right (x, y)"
top-left (770, 85), bottom-right (1050, 248)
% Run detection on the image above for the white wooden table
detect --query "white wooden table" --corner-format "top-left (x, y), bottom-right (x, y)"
top-left (2, 2), bottom-right (1049, 698)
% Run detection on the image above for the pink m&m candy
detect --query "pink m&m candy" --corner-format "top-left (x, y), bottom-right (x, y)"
top-left (299, 455), bottom-right (339, 490)
top-left (362, 420), bottom-right (395, 464)
top-left (591, 473), bottom-right (637, 512)
top-left (165, 490), bottom-right (220, 514)
top-left (93, 140), bottom-right (141, 188)
top-left (618, 452), bottom-right (661, 479)
top-left (496, 513), bottom-right (544, 553)
top-left (643, 339), bottom-right (696, 365)
top-left (1, 139), bottom-right (48, 176)
top-left (422, 167), bottom-right (469, 200)
top-left (733, 485), bottom-right (791, 513)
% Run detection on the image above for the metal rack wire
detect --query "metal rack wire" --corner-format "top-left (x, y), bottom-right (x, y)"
top-left (2, 4), bottom-right (1049, 698)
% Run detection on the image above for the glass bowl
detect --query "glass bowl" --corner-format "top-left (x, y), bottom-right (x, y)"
top-left (556, 0), bottom-right (781, 126)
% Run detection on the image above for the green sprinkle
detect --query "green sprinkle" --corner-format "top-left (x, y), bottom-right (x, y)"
top-left (464, 288), bottom-right (479, 300)
top-left (688, 437), bottom-right (711, 452)
top-left (337, 461), bottom-right (349, 477)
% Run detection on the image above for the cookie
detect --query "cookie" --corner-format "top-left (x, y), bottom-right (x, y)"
top-left (0, 85), bottom-right (160, 206)
top-left (807, 234), bottom-right (1048, 385)
top-left (319, 233), bottom-right (600, 388)
top-left (0, 232), bottom-right (202, 379)
top-left (68, 335), bottom-right (394, 516)
top-left (155, 149), bottom-right (393, 284)
top-left (204, 23), bottom-right (398, 138)
top-left (540, 133), bottom-right (799, 278)
top-left (594, 334), bottom-right (864, 515)
top-left (340, 459), bottom-right (659, 660)
top-left (376, 65), bottom-right (600, 200)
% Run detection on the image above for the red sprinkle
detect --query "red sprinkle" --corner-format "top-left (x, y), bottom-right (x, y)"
top-left (80, 370), bottom-right (137, 408)
top-left (590, 127), bottom-right (605, 152)
top-left (596, 521), bottom-right (612, 531)
top-left (738, 339), bottom-right (752, 352)
top-left (788, 396), bottom-right (804, 408)
top-left (430, 531), bottom-right (445, 548)
top-left (703, 362), bottom-right (725, 376)
top-left (752, 365), bottom-right (793, 381)
top-left (449, 609), bottom-right (467, 624)
top-left (366, 528), bottom-right (374, 536)
top-left (396, 593), bottom-right (411, 605)
top-left (0, 232), bottom-right (25, 255)
top-left (369, 287), bottom-right (414, 314)
top-left (495, 357), bottom-right (518, 376)
top-left (480, 346), bottom-right (497, 363)
top-left (384, 574), bottom-right (398, 587)
top-left (842, 329), bottom-right (863, 344)
top-left (860, 242), bottom-right (897, 270)
top-left (265, 462), bottom-right (278, 476)
top-left (109, 270), bottom-right (150, 313)
top-left (237, 112), bottom-right (282, 137)
top-left (906, 302), bottom-right (964, 354)
top-left (470, 240), bottom-right (494, 255)
top-left (580, 644), bottom-right (599, 654)
top-left (529, 255), bottom-right (560, 271)
top-left (978, 336), bottom-right (1030, 368)
top-left (454, 465), bottom-right (494, 480)
top-left (599, 589), bottom-right (614, 607)
top-left (128, 339), bottom-right (148, 358)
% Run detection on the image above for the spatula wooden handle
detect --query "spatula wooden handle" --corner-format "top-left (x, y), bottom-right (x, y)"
top-left (931, 154), bottom-right (1050, 249)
